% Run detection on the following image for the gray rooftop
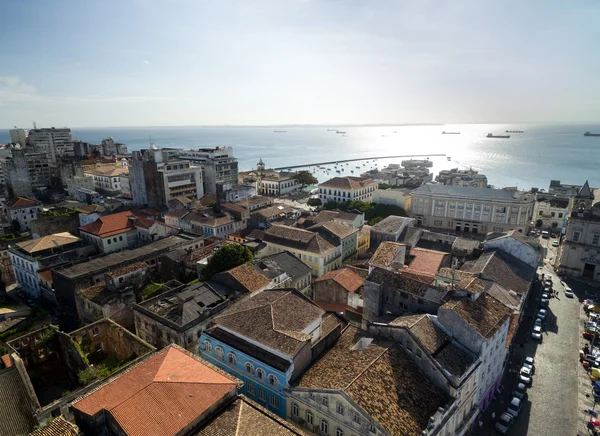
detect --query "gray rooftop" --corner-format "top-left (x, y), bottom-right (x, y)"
top-left (0, 366), bottom-right (37, 435)
top-left (254, 251), bottom-right (312, 282)
top-left (412, 184), bottom-right (530, 200)
top-left (54, 235), bottom-right (198, 279)
top-left (371, 215), bottom-right (413, 233)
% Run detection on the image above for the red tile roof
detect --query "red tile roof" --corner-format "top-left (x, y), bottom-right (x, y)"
top-left (8, 196), bottom-right (41, 208)
top-left (79, 211), bottom-right (145, 238)
top-left (72, 346), bottom-right (239, 436)
top-left (315, 268), bottom-right (364, 293)
top-left (1, 354), bottom-right (12, 368)
top-left (404, 247), bottom-right (447, 277)
top-left (319, 176), bottom-right (376, 190)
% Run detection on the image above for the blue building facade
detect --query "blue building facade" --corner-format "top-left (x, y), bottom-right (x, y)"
top-left (199, 332), bottom-right (289, 418)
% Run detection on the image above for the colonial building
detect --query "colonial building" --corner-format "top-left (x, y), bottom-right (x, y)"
top-left (288, 325), bottom-right (454, 436)
top-left (408, 184), bottom-right (534, 234)
top-left (318, 176), bottom-right (377, 204)
top-left (308, 221), bottom-right (360, 263)
top-left (254, 251), bottom-right (313, 295)
top-left (83, 166), bottom-right (129, 196)
top-left (242, 159), bottom-right (302, 196)
top-left (199, 289), bottom-right (345, 418)
top-left (436, 167), bottom-right (488, 188)
top-left (309, 209), bottom-right (365, 228)
top-left (532, 195), bottom-right (569, 232)
top-left (263, 225), bottom-right (341, 277)
top-left (558, 181), bottom-right (600, 279)
top-left (313, 267), bottom-right (364, 320)
top-left (369, 215), bottom-right (414, 247)
top-left (134, 281), bottom-right (229, 352)
top-left (7, 197), bottom-right (43, 231)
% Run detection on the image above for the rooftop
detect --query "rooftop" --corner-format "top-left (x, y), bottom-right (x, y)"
top-left (412, 184), bottom-right (533, 201)
top-left (107, 262), bottom-right (148, 278)
top-left (295, 326), bottom-right (448, 435)
top-left (312, 210), bottom-right (362, 225)
top-left (238, 195), bottom-right (272, 208)
top-left (8, 196), bottom-right (41, 208)
top-left (222, 263), bottom-right (271, 293)
top-left (406, 247), bottom-right (448, 277)
top-left (15, 232), bottom-right (81, 254)
top-left (318, 176), bottom-right (377, 190)
top-left (309, 221), bottom-right (359, 240)
top-left (194, 395), bottom-right (305, 436)
top-left (84, 166), bottom-right (129, 177)
top-left (79, 210), bottom-right (138, 238)
top-left (315, 268), bottom-right (364, 293)
top-left (441, 292), bottom-right (512, 339)
top-left (72, 345), bottom-right (239, 436)
top-left (138, 282), bottom-right (226, 328)
top-left (369, 241), bottom-right (405, 269)
top-left (371, 215), bottom-right (412, 233)
top-left (55, 235), bottom-right (196, 279)
top-left (210, 289), bottom-right (325, 360)
top-left (254, 251), bottom-right (312, 282)
top-left (29, 416), bottom-right (80, 436)
top-left (367, 267), bottom-right (432, 297)
top-left (0, 365), bottom-right (37, 436)
top-left (264, 225), bottom-right (337, 254)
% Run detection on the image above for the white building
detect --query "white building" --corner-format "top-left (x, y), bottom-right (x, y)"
top-left (9, 128), bottom-right (28, 147)
top-left (318, 176), bottom-right (377, 203)
top-left (179, 147), bottom-right (239, 194)
top-left (372, 187), bottom-right (411, 208)
top-left (27, 127), bottom-right (73, 163)
top-left (7, 197), bottom-right (43, 231)
top-left (409, 184), bottom-right (535, 234)
top-left (532, 195), bottom-right (569, 232)
top-left (83, 166), bottom-right (129, 195)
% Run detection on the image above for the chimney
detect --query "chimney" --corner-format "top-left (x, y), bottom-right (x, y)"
top-left (390, 244), bottom-right (406, 271)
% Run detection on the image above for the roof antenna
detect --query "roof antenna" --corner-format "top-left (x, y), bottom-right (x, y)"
top-left (33, 121), bottom-right (37, 129)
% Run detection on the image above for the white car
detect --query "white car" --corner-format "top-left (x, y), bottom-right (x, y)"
top-left (495, 412), bottom-right (514, 434)
top-left (519, 367), bottom-right (532, 385)
top-left (506, 397), bottom-right (522, 418)
top-left (532, 325), bottom-right (542, 340)
top-left (538, 309), bottom-right (547, 320)
top-left (525, 356), bottom-right (534, 366)
top-left (565, 285), bottom-right (574, 298)
top-left (522, 361), bottom-right (535, 374)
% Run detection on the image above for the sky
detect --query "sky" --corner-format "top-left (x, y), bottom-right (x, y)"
top-left (1, 0), bottom-right (599, 127)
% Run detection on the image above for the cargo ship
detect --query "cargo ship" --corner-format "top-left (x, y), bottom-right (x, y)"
top-left (584, 131), bottom-right (600, 137)
top-left (506, 130), bottom-right (524, 133)
top-left (442, 131), bottom-right (460, 134)
top-left (486, 133), bottom-right (510, 138)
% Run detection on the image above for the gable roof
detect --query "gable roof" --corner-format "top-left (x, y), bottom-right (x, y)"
top-left (254, 251), bottom-right (312, 282)
top-left (577, 180), bottom-right (593, 198)
top-left (371, 215), bottom-right (412, 233)
top-left (318, 176), bottom-right (376, 190)
top-left (441, 293), bottom-right (512, 339)
top-left (223, 263), bottom-right (271, 293)
top-left (79, 210), bottom-right (138, 238)
top-left (407, 247), bottom-right (448, 277)
top-left (16, 232), bottom-right (80, 254)
top-left (264, 225), bottom-right (337, 254)
top-left (0, 366), bottom-right (37, 436)
top-left (296, 326), bottom-right (448, 435)
top-left (308, 221), bottom-right (359, 240)
top-left (369, 241), bottom-right (404, 269)
top-left (367, 267), bottom-right (433, 297)
top-left (8, 196), bottom-right (40, 208)
top-left (315, 268), bottom-right (364, 293)
top-left (29, 416), bottom-right (80, 436)
top-left (210, 289), bottom-right (325, 360)
top-left (72, 346), bottom-right (239, 436)
top-left (84, 166), bottom-right (129, 177)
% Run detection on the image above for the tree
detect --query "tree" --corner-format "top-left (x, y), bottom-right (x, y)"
top-left (307, 198), bottom-right (322, 207)
top-left (201, 244), bottom-right (254, 279)
top-left (369, 216), bottom-right (384, 225)
top-left (324, 201), bottom-right (339, 210)
top-left (535, 219), bottom-right (543, 228)
top-left (293, 171), bottom-right (318, 188)
top-left (208, 200), bottom-right (218, 207)
top-left (378, 183), bottom-right (390, 190)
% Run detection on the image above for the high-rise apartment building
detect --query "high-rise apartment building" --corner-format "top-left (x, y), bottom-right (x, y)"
top-left (9, 128), bottom-right (28, 147)
top-left (1, 147), bottom-right (51, 197)
top-left (179, 147), bottom-right (238, 194)
top-left (27, 127), bottom-right (73, 163)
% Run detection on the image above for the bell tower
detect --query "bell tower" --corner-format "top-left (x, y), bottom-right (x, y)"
top-left (256, 158), bottom-right (265, 195)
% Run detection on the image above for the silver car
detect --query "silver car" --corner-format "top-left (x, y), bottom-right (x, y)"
top-left (531, 325), bottom-right (542, 340)
top-left (506, 397), bottom-right (522, 418)
top-left (495, 412), bottom-right (514, 434)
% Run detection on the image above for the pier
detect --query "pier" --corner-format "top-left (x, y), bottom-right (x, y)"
top-left (274, 154), bottom-right (446, 171)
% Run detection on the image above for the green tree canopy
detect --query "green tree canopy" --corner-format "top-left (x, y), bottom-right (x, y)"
top-left (294, 170), bottom-right (318, 187)
top-left (201, 244), bottom-right (254, 279)
top-left (307, 198), bottom-right (322, 206)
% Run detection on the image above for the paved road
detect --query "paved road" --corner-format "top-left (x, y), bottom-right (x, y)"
top-left (475, 236), bottom-right (580, 435)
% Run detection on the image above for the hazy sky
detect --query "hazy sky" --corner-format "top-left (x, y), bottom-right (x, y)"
top-left (1, 0), bottom-right (599, 127)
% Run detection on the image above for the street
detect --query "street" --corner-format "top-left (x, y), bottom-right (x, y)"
top-left (476, 236), bottom-right (580, 435)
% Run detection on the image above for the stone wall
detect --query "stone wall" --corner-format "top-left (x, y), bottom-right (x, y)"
top-left (30, 214), bottom-right (80, 238)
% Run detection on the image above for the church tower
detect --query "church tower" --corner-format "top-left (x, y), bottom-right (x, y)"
top-left (256, 158), bottom-right (265, 195)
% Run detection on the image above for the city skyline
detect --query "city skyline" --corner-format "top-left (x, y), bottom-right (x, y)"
top-left (2, 0), bottom-right (599, 127)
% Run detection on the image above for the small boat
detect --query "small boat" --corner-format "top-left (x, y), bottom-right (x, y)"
top-left (274, 130), bottom-right (286, 133)
top-left (447, 157), bottom-right (452, 161)
top-left (442, 131), bottom-right (460, 134)
top-left (506, 130), bottom-right (524, 133)
top-left (486, 133), bottom-right (510, 138)
top-left (584, 131), bottom-right (600, 137)
top-left (327, 129), bottom-right (336, 131)
top-left (336, 130), bottom-right (346, 134)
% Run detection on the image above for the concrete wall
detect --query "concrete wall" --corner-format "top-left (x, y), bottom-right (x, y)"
top-left (30, 214), bottom-right (80, 238)
top-left (484, 237), bottom-right (538, 269)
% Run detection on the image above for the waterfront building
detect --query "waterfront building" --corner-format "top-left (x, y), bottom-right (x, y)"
top-left (318, 176), bottom-right (377, 204)
top-left (436, 167), bottom-right (488, 188)
top-left (408, 184), bottom-right (534, 234)
top-left (27, 127), bottom-right (73, 163)
top-left (199, 289), bottom-right (345, 418)
top-left (263, 224), bottom-right (341, 277)
top-left (179, 147), bottom-right (239, 194)
top-left (240, 159), bottom-right (301, 196)
top-left (532, 194), bottom-right (569, 232)
top-left (288, 325), bottom-right (453, 436)
top-left (558, 181), bottom-right (600, 280)
top-left (7, 196), bottom-right (43, 231)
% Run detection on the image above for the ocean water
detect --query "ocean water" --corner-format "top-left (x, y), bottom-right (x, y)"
top-left (2, 123), bottom-right (599, 190)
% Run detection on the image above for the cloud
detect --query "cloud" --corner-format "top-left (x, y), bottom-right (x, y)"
top-left (65, 95), bottom-right (170, 103)
top-left (143, 60), bottom-right (149, 65)
top-left (0, 76), bottom-right (38, 101)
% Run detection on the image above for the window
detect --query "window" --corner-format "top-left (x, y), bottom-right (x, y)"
top-left (204, 341), bottom-right (212, 352)
top-left (119, 235), bottom-right (123, 241)
top-left (336, 404), bottom-right (344, 415)
top-left (292, 402), bottom-right (299, 417)
top-left (92, 327), bottom-right (99, 336)
top-left (320, 419), bottom-right (329, 434)
top-left (257, 368), bottom-right (265, 379)
top-left (353, 413), bottom-right (361, 424)
top-left (558, 212), bottom-right (563, 218)
top-left (306, 410), bottom-right (314, 425)
top-left (369, 424), bottom-right (376, 433)
top-left (107, 239), bottom-right (111, 245)
top-left (336, 428), bottom-right (344, 436)
top-left (215, 347), bottom-right (224, 361)
top-left (270, 396), bottom-right (279, 408)
top-left (246, 363), bottom-right (254, 374)
top-left (268, 374), bottom-right (278, 387)
top-left (415, 349), bottom-right (422, 358)
top-left (228, 353), bottom-right (236, 365)
top-left (258, 389), bottom-right (267, 401)
top-left (594, 234), bottom-right (600, 246)
top-left (321, 396), bottom-right (328, 407)
top-left (247, 383), bottom-right (255, 395)
top-left (573, 231), bottom-right (581, 242)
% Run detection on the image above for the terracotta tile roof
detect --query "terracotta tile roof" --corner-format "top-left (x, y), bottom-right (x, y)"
top-left (1, 354), bottom-right (12, 368)
top-left (72, 346), bottom-right (239, 436)
top-left (389, 313), bottom-right (427, 328)
top-left (256, 205), bottom-right (287, 218)
top-left (461, 249), bottom-right (535, 295)
top-left (38, 269), bottom-right (53, 283)
top-left (0, 366), bottom-right (37, 435)
top-left (79, 211), bottom-right (137, 238)
top-left (296, 326), bottom-right (448, 435)
top-left (437, 267), bottom-right (474, 281)
top-left (79, 283), bottom-right (113, 304)
top-left (315, 268), bottom-right (364, 293)
top-left (165, 209), bottom-right (190, 219)
top-left (238, 195), bottom-right (272, 208)
top-left (369, 241), bottom-right (405, 268)
top-left (8, 196), bottom-right (40, 208)
top-left (264, 225), bottom-right (337, 254)
top-left (318, 176), bottom-right (376, 190)
top-left (84, 166), bottom-right (129, 177)
top-left (367, 267), bottom-right (432, 298)
top-left (171, 195), bottom-right (194, 204)
top-left (16, 232), bottom-right (80, 254)
top-left (309, 221), bottom-right (359, 240)
top-left (194, 395), bottom-right (306, 435)
top-left (313, 210), bottom-right (362, 225)
top-left (211, 290), bottom-right (325, 359)
top-left (407, 315), bottom-right (449, 355)
top-left (456, 277), bottom-right (487, 294)
top-left (221, 202), bottom-right (248, 214)
top-left (371, 215), bottom-right (412, 234)
top-left (76, 204), bottom-right (106, 214)
top-left (225, 263), bottom-right (271, 292)
top-left (107, 262), bottom-right (148, 278)
top-left (506, 311), bottom-right (519, 348)
top-left (406, 247), bottom-right (448, 277)
top-left (441, 293), bottom-right (512, 339)
top-left (485, 282), bottom-right (520, 308)
top-left (199, 193), bottom-right (217, 206)
top-left (29, 416), bottom-right (80, 436)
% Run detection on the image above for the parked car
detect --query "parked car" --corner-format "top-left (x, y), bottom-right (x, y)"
top-left (532, 325), bottom-right (542, 340)
top-left (542, 292), bottom-right (550, 300)
top-left (534, 317), bottom-right (543, 327)
top-left (522, 361), bottom-right (535, 374)
top-left (565, 285), bottom-right (574, 298)
top-left (525, 356), bottom-right (534, 366)
top-left (506, 397), bottom-right (522, 418)
top-left (512, 383), bottom-right (528, 400)
top-left (541, 298), bottom-right (549, 307)
top-left (495, 412), bottom-right (514, 434)
top-left (538, 309), bottom-right (547, 320)
top-left (520, 366), bottom-right (532, 385)
top-left (551, 233), bottom-right (557, 238)
top-left (542, 231), bottom-right (549, 239)
top-left (552, 240), bottom-right (559, 247)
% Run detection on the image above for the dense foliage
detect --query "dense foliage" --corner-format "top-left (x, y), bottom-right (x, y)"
top-left (293, 170), bottom-right (318, 187)
top-left (323, 200), bottom-right (407, 224)
top-left (307, 198), bottom-right (322, 206)
top-left (201, 244), bottom-right (254, 279)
